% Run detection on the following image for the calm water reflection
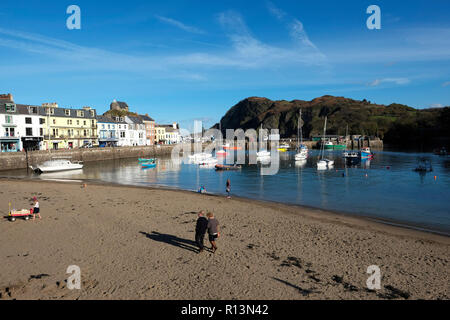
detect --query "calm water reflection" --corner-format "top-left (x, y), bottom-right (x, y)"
top-left (3, 150), bottom-right (450, 235)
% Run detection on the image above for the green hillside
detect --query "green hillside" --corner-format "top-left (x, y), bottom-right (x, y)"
top-left (213, 96), bottom-right (449, 148)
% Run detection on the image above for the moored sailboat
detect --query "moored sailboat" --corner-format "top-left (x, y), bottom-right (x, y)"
top-left (317, 116), bottom-right (334, 170)
top-left (294, 109), bottom-right (308, 161)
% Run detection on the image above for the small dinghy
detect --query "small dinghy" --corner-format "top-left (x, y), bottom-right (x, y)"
top-left (215, 164), bottom-right (242, 171)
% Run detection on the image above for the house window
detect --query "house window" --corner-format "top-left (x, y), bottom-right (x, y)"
top-left (65, 110), bottom-right (71, 116)
top-left (40, 128), bottom-right (43, 136)
top-left (5, 115), bottom-right (13, 124)
top-left (52, 129), bottom-right (58, 137)
top-left (53, 119), bottom-right (56, 125)
top-left (77, 111), bottom-right (84, 117)
top-left (46, 108), bottom-right (54, 115)
top-left (84, 130), bottom-right (88, 137)
top-left (92, 120), bottom-right (95, 127)
top-left (5, 127), bottom-right (15, 137)
top-left (77, 120), bottom-right (79, 125)
top-left (26, 128), bottom-right (33, 136)
top-left (102, 124), bottom-right (105, 129)
top-left (6, 104), bottom-right (16, 112)
top-left (90, 110), bottom-right (95, 117)
top-left (83, 121), bottom-right (86, 126)
top-left (25, 117), bottom-right (32, 124)
top-left (40, 118), bottom-right (45, 124)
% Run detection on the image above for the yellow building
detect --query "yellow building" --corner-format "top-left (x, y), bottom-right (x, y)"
top-left (40, 103), bottom-right (98, 150)
top-left (155, 126), bottom-right (166, 145)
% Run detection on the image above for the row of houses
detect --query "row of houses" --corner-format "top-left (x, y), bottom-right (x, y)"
top-left (0, 94), bottom-right (181, 152)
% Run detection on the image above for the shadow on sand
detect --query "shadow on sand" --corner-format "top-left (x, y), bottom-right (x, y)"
top-left (139, 231), bottom-right (199, 253)
top-left (272, 277), bottom-right (316, 297)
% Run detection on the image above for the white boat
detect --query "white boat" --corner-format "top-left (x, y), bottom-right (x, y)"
top-left (279, 143), bottom-right (290, 149)
top-left (295, 148), bottom-right (308, 161)
top-left (188, 153), bottom-right (212, 162)
top-left (317, 116), bottom-right (334, 170)
top-left (198, 158), bottom-right (218, 167)
top-left (295, 159), bottom-right (307, 167)
top-left (317, 159), bottom-right (334, 170)
top-left (256, 150), bottom-right (271, 157)
top-left (295, 109), bottom-right (309, 161)
top-left (257, 156), bottom-right (271, 164)
top-left (31, 159), bottom-right (83, 174)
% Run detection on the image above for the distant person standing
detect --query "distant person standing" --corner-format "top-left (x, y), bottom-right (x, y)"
top-left (207, 212), bottom-right (220, 253)
top-left (32, 197), bottom-right (41, 220)
top-left (226, 179), bottom-right (231, 199)
top-left (195, 211), bottom-right (209, 253)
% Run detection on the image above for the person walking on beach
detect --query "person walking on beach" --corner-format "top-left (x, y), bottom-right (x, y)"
top-left (195, 211), bottom-right (209, 253)
top-left (207, 212), bottom-right (220, 253)
top-left (32, 197), bottom-right (41, 220)
top-left (226, 179), bottom-right (231, 199)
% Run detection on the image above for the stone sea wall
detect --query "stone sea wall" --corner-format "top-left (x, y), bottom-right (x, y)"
top-left (0, 145), bottom-right (176, 171)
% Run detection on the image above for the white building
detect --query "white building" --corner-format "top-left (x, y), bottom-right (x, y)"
top-left (16, 104), bottom-right (46, 150)
top-left (126, 116), bottom-right (146, 146)
top-left (114, 116), bottom-right (130, 147)
top-left (163, 123), bottom-right (181, 145)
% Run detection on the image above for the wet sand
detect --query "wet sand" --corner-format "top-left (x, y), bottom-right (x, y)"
top-left (0, 179), bottom-right (448, 300)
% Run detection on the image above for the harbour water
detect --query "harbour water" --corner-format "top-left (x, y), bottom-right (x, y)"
top-left (3, 149), bottom-right (450, 235)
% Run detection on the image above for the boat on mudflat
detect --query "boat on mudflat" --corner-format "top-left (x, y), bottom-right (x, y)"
top-left (30, 159), bottom-right (83, 174)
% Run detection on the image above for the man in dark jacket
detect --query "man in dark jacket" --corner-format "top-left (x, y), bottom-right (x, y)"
top-left (195, 211), bottom-right (209, 253)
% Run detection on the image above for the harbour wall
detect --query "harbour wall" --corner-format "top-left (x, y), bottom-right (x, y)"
top-left (0, 145), bottom-right (176, 171)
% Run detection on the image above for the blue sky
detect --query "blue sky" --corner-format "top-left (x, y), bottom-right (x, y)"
top-left (0, 0), bottom-right (449, 129)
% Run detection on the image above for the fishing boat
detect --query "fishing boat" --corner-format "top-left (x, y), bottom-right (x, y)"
top-left (141, 158), bottom-right (157, 168)
top-left (138, 158), bottom-right (156, 163)
top-left (414, 158), bottom-right (433, 172)
top-left (294, 109), bottom-right (309, 161)
top-left (360, 147), bottom-right (374, 159)
top-left (343, 151), bottom-right (360, 165)
top-left (142, 162), bottom-right (156, 168)
top-left (323, 141), bottom-right (334, 150)
top-left (317, 116), bottom-right (334, 170)
top-left (215, 164), bottom-right (242, 171)
top-left (30, 159), bottom-right (84, 174)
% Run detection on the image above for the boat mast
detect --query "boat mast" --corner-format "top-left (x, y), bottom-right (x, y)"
top-left (297, 110), bottom-right (300, 150)
top-left (321, 116), bottom-right (327, 160)
top-left (300, 109), bottom-right (303, 146)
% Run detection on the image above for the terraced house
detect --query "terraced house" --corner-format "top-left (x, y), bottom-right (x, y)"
top-left (41, 103), bottom-right (98, 150)
top-left (0, 94), bottom-right (21, 152)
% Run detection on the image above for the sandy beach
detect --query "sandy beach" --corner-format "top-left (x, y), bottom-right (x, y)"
top-left (0, 178), bottom-right (448, 300)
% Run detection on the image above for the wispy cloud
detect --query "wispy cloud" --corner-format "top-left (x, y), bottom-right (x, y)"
top-left (266, 1), bottom-right (286, 20)
top-left (155, 15), bottom-right (205, 34)
top-left (443, 81), bottom-right (450, 87)
top-left (265, 2), bottom-right (325, 59)
top-left (429, 103), bottom-right (444, 108)
top-left (215, 10), bottom-right (326, 68)
top-left (369, 78), bottom-right (411, 87)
